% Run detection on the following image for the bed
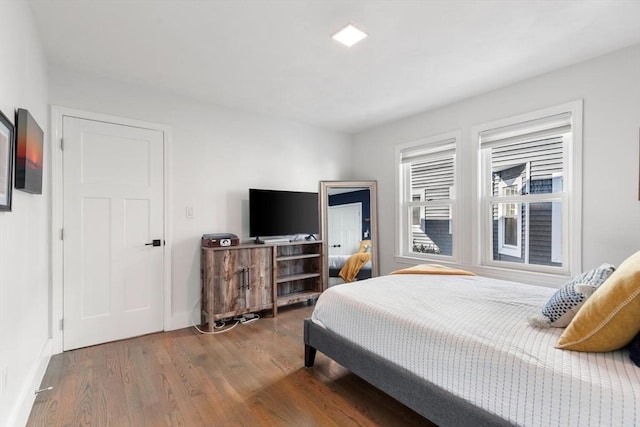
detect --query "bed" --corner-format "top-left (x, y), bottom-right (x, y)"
top-left (328, 254), bottom-right (372, 282)
top-left (304, 272), bottom-right (640, 426)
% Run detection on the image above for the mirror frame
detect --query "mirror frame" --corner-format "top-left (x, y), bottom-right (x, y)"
top-left (319, 180), bottom-right (379, 286)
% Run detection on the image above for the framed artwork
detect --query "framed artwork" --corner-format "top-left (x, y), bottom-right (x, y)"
top-left (0, 109), bottom-right (15, 211)
top-left (15, 108), bottom-right (44, 194)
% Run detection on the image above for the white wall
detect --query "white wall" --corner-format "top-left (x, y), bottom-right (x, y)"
top-left (4, 4), bottom-right (638, 423)
top-left (0, 2), bottom-right (51, 426)
top-left (48, 67), bottom-right (353, 329)
top-left (353, 44), bottom-right (640, 277)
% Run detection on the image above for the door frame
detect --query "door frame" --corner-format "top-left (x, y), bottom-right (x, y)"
top-left (50, 106), bottom-right (172, 354)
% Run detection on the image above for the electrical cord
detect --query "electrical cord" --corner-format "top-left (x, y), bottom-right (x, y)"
top-left (191, 299), bottom-right (260, 335)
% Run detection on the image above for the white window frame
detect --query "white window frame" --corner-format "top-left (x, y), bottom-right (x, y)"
top-left (497, 175), bottom-right (523, 258)
top-left (551, 172), bottom-right (563, 264)
top-left (411, 191), bottom-right (424, 227)
top-left (395, 130), bottom-right (460, 263)
top-left (474, 100), bottom-right (583, 277)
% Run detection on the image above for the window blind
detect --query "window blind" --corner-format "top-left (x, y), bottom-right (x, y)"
top-left (400, 138), bottom-right (456, 164)
top-left (479, 112), bottom-right (571, 149)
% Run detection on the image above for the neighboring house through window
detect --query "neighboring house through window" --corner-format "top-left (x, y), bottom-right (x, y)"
top-left (411, 192), bottom-right (422, 227)
top-left (396, 131), bottom-right (458, 261)
top-left (496, 168), bottom-right (524, 258)
top-left (478, 101), bottom-right (582, 275)
top-left (395, 101), bottom-right (582, 279)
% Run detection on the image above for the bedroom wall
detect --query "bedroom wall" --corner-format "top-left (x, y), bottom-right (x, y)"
top-left (352, 44), bottom-right (640, 280)
top-left (0, 1), bottom-right (51, 426)
top-left (48, 66), bottom-right (353, 329)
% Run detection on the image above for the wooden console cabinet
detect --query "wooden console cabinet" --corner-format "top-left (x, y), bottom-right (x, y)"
top-left (200, 244), bottom-right (273, 331)
top-left (200, 241), bottom-right (324, 329)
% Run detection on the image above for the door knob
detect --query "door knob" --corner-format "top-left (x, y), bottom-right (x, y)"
top-left (145, 239), bottom-right (162, 247)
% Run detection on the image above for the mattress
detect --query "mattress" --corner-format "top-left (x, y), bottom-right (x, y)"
top-left (311, 274), bottom-right (640, 426)
top-left (328, 254), bottom-right (372, 270)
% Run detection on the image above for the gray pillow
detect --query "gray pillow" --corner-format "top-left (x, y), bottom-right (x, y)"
top-left (528, 263), bottom-right (615, 328)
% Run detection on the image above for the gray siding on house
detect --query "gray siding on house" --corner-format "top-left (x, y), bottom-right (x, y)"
top-left (491, 136), bottom-right (564, 266)
top-left (411, 156), bottom-right (454, 256)
top-left (529, 202), bottom-right (557, 266)
top-left (491, 137), bottom-right (563, 183)
top-left (409, 136), bottom-right (563, 263)
top-left (423, 220), bottom-right (452, 255)
top-left (491, 201), bottom-right (560, 267)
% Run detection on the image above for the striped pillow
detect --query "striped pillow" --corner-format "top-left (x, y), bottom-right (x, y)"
top-left (528, 263), bottom-right (615, 328)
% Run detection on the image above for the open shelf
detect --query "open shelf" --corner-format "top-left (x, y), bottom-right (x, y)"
top-left (201, 241), bottom-right (324, 321)
top-left (276, 272), bottom-right (320, 284)
top-left (273, 240), bottom-right (324, 316)
top-left (277, 253), bottom-right (321, 262)
top-left (276, 290), bottom-right (322, 307)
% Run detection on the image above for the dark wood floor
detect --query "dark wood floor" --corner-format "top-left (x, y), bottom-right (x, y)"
top-left (27, 304), bottom-right (435, 426)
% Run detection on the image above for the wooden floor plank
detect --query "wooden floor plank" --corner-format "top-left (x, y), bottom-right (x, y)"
top-left (27, 304), bottom-right (435, 427)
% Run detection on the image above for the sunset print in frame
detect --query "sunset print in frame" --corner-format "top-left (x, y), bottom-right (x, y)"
top-left (0, 109), bottom-right (15, 211)
top-left (15, 108), bottom-right (43, 194)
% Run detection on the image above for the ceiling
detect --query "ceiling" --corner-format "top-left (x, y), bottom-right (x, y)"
top-left (27, 0), bottom-right (640, 134)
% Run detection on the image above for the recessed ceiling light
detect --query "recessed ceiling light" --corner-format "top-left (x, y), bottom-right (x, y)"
top-left (332, 24), bottom-right (367, 47)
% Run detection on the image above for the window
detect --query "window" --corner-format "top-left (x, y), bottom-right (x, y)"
top-left (396, 132), bottom-right (458, 260)
top-left (497, 173), bottom-right (523, 257)
top-left (394, 101), bottom-right (581, 279)
top-left (411, 193), bottom-right (422, 226)
top-left (478, 101), bottom-right (582, 275)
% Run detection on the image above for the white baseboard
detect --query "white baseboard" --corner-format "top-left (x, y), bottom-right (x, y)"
top-left (6, 338), bottom-right (52, 427)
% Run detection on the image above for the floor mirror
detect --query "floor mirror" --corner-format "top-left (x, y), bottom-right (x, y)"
top-left (319, 181), bottom-right (379, 287)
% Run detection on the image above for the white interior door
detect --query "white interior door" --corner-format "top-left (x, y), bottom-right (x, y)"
top-left (62, 116), bottom-right (164, 350)
top-left (327, 203), bottom-right (362, 255)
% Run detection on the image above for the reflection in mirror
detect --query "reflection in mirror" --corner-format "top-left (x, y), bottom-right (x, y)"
top-left (320, 181), bottom-right (378, 287)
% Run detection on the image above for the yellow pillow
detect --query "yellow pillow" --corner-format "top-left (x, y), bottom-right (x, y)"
top-left (556, 251), bottom-right (640, 352)
top-left (359, 240), bottom-right (372, 253)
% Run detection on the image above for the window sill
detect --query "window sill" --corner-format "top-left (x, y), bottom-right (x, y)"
top-left (394, 254), bottom-right (456, 265)
top-left (393, 255), bottom-right (569, 288)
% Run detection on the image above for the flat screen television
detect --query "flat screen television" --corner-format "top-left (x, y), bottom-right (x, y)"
top-left (249, 188), bottom-right (319, 240)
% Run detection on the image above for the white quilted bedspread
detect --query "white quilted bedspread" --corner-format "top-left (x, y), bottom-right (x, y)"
top-left (311, 274), bottom-right (640, 426)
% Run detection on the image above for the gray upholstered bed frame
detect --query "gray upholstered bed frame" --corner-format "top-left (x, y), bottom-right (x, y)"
top-left (304, 318), bottom-right (514, 427)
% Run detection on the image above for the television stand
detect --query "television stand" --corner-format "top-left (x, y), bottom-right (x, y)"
top-left (200, 241), bottom-right (325, 325)
top-left (261, 237), bottom-right (290, 244)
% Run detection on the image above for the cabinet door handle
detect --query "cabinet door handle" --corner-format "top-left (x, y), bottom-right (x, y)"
top-left (238, 267), bottom-right (250, 290)
top-left (238, 268), bottom-right (245, 290)
top-left (246, 268), bottom-right (250, 290)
